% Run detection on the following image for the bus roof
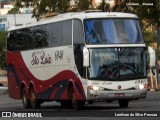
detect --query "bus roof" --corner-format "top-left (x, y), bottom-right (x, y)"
top-left (8, 12), bottom-right (138, 31)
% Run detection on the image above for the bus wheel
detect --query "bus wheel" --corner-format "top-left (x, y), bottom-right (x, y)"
top-left (60, 100), bottom-right (72, 108)
top-left (21, 87), bottom-right (31, 109)
top-left (69, 87), bottom-right (84, 110)
top-left (88, 101), bottom-right (94, 104)
top-left (118, 100), bottom-right (129, 108)
top-left (30, 87), bottom-right (41, 109)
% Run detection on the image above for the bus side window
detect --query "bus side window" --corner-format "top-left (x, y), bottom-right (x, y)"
top-left (7, 31), bottom-right (13, 51)
top-left (32, 26), bottom-right (49, 48)
top-left (74, 44), bottom-right (83, 77)
top-left (73, 19), bottom-right (84, 44)
top-left (11, 30), bottom-right (26, 51)
top-left (63, 20), bottom-right (72, 45)
top-left (7, 31), bottom-right (19, 51)
top-left (73, 19), bottom-right (86, 78)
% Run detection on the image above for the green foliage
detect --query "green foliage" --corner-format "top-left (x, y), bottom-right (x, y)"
top-left (144, 31), bottom-right (157, 46)
top-left (0, 50), bottom-right (6, 69)
top-left (130, 0), bottom-right (159, 27)
top-left (7, 7), bottom-right (19, 14)
top-left (32, 0), bottom-right (70, 21)
top-left (78, 0), bottom-right (90, 11)
top-left (0, 31), bottom-right (7, 69)
top-left (0, 31), bottom-right (6, 50)
top-left (15, 0), bottom-right (23, 8)
top-left (99, 0), bottom-right (110, 12)
top-left (57, 0), bottom-right (69, 12)
top-left (12, 0), bottom-right (93, 20)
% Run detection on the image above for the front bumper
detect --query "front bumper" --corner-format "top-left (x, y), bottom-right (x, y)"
top-left (87, 88), bottom-right (147, 101)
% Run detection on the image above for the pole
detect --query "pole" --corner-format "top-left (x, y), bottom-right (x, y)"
top-left (150, 68), bottom-right (154, 89)
top-left (14, 14), bottom-right (16, 25)
top-left (155, 69), bottom-right (158, 90)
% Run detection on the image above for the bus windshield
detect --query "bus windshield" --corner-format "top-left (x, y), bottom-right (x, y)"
top-left (89, 48), bottom-right (147, 80)
top-left (84, 19), bottom-right (144, 44)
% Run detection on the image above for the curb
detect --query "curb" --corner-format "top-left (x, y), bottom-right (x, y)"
top-left (0, 87), bottom-right (8, 95)
top-left (147, 88), bottom-right (160, 91)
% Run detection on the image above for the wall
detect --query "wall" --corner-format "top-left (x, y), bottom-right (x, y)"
top-left (7, 14), bottom-right (37, 29)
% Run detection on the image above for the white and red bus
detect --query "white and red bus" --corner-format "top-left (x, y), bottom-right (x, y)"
top-left (7, 12), bottom-right (148, 109)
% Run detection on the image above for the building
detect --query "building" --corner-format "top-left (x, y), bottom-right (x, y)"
top-left (0, 0), bottom-right (34, 15)
top-left (7, 14), bottom-right (37, 29)
top-left (0, 14), bottom-right (37, 30)
top-left (0, 15), bottom-right (7, 31)
top-left (0, 0), bottom-right (14, 15)
top-left (19, 1), bottom-right (34, 14)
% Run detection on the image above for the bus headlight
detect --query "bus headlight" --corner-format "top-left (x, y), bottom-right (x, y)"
top-left (88, 86), bottom-right (105, 91)
top-left (93, 86), bottom-right (100, 90)
top-left (139, 84), bottom-right (148, 89)
top-left (139, 85), bottom-right (144, 89)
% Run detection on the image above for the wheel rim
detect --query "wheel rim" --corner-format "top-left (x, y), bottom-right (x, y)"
top-left (22, 94), bottom-right (27, 105)
top-left (72, 92), bottom-right (77, 109)
top-left (30, 88), bottom-right (36, 108)
top-left (22, 88), bottom-right (31, 108)
top-left (22, 90), bottom-right (27, 107)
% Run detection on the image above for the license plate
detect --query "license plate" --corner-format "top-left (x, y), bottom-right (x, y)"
top-left (115, 93), bottom-right (125, 97)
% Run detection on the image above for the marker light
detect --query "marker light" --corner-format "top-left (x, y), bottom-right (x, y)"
top-left (139, 85), bottom-right (144, 89)
top-left (139, 84), bottom-right (147, 89)
top-left (88, 86), bottom-right (105, 91)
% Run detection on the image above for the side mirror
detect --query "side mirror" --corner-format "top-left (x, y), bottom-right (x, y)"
top-left (83, 47), bottom-right (89, 67)
top-left (148, 46), bottom-right (156, 68)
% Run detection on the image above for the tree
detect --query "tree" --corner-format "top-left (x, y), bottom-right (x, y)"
top-left (57, 0), bottom-right (70, 12)
top-left (0, 31), bottom-right (7, 69)
top-left (0, 31), bottom-right (6, 51)
top-left (99, 0), bottom-right (110, 12)
top-left (7, 0), bottom-right (69, 21)
top-left (8, 7), bottom-right (19, 14)
top-left (12, 0), bottom-right (94, 20)
top-left (78, 0), bottom-right (90, 11)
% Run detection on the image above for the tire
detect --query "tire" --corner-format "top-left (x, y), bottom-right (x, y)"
top-left (68, 87), bottom-right (84, 110)
top-left (29, 87), bottom-right (41, 109)
top-left (88, 101), bottom-right (94, 104)
top-left (21, 87), bottom-right (31, 109)
top-left (118, 100), bottom-right (129, 108)
top-left (60, 100), bottom-right (72, 108)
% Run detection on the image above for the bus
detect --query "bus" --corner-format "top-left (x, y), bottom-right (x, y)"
top-left (7, 11), bottom-right (148, 109)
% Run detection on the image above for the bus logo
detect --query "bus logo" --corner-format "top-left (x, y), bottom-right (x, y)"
top-left (31, 50), bottom-right (52, 65)
top-left (118, 85), bottom-right (121, 89)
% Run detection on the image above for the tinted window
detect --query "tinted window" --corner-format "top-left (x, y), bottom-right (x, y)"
top-left (89, 48), bottom-right (146, 80)
top-left (31, 25), bottom-right (49, 48)
top-left (84, 19), bottom-right (144, 44)
top-left (51, 22), bottom-right (63, 46)
top-left (63, 20), bottom-right (72, 45)
top-left (73, 20), bottom-right (84, 44)
top-left (7, 31), bottom-right (16, 51)
top-left (7, 28), bottom-right (34, 51)
top-left (7, 20), bottom-right (72, 51)
top-left (52, 20), bottom-right (72, 46)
